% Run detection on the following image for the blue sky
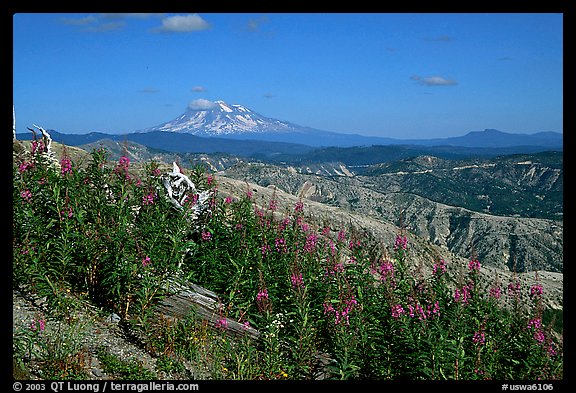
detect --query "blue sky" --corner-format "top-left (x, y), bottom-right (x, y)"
top-left (13, 13), bottom-right (563, 139)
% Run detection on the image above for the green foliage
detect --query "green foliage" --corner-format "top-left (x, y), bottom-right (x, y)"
top-left (96, 348), bottom-right (157, 380)
top-left (13, 139), bottom-right (563, 380)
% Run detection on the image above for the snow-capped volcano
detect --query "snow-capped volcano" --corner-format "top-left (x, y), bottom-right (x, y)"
top-left (141, 99), bottom-right (309, 136)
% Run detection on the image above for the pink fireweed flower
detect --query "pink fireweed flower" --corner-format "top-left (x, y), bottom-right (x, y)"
top-left (454, 285), bottom-right (471, 304)
top-left (206, 174), bottom-right (213, 186)
top-left (325, 262), bottom-right (344, 276)
top-left (224, 196), bottom-right (233, 204)
top-left (337, 230), bottom-right (346, 243)
top-left (507, 281), bottom-right (522, 300)
top-left (304, 233), bottom-right (318, 253)
top-left (349, 239), bottom-right (361, 250)
top-left (30, 318), bottom-right (46, 332)
top-left (142, 192), bottom-right (155, 205)
top-left (378, 260), bottom-right (395, 282)
top-left (246, 190), bottom-right (253, 199)
top-left (472, 330), bottom-right (486, 346)
top-left (433, 259), bottom-right (447, 275)
top-left (114, 156), bottom-right (131, 179)
top-left (322, 226), bottom-right (331, 236)
top-left (261, 243), bottom-right (271, 257)
top-left (31, 140), bottom-right (45, 155)
top-left (60, 158), bottom-right (72, 175)
top-left (215, 318), bottom-right (228, 330)
top-left (530, 284), bottom-right (544, 298)
top-left (278, 217), bottom-right (291, 231)
top-left (201, 231), bottom-right (212, 241)
top-left (534, 330), bottom-right (546, 345)
top-left (256, 289), bottom-right (269, 302)
top-left (20, 189), bottom-right (32, 202)
top-left (268, 199), bottom-right (278, 211)
top-left (275, 237), bottom-right (287, 253)
top-left (294, 201), bottom-right (304, 213)
top-left (468, 258), bottom-right (481, 273)
top-left (60, 206), bottom-right (73, 219)
top-left (327, 240), bottom-right (337, 256)
top-left (489, 286), bottom-right (502, 300)
top-left (142, 256), bottom-right (151, 267)
top-left (118, 156), bottom-right (130, 167)
top-left (18, 161), bottom-right (34, 173)
top-left (528, 318), bottom-right (542, 330)
top-left (391, 304), bottom-right (405, 319)
top-left (290, 272), bottom-right (304, 289)
top-left (323, 295), bottom-right (358, 325)
top-left (394, 235), bottom-right (408, 251)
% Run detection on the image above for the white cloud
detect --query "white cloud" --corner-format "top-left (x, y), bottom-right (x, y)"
top-left (155, 14), bottom-right (211, 33)
top-left (191, 86), bottom-right (207, 93)
top-left (423, 76), bottom-right (458, 86)
top-left (246, 16), bottom-right (269, 32)
top-left (411, 75), bottom-right (458, 86)
top-left (83, 21), bottom-right (126, 32)
top-left (60, 15), bottom-right (98, 26)
top-left (188, 99), bottom-right (216, 110)
top-left (100, 13), bottom-right (165, 20)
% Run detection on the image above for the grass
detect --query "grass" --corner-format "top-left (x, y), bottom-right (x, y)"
top-left (12, 139), bottom-right (563, 380)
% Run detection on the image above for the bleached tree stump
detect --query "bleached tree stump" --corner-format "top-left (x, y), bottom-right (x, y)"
top-left (155, 278), bottom-right (260, 340)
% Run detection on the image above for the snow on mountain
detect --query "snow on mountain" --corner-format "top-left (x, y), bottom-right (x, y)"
top-left (141, 100), bottom-right (309, 136)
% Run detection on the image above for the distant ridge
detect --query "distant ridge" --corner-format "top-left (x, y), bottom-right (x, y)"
top-left (411, 129), bottom-right (563, 148)
top-left (15, 99), bottom-right (562, 152)
top-left (136, 99), bottom-right (562, 149)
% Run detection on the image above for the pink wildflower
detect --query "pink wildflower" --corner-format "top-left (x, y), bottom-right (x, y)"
top-left (268, 199), bottom-right (278, 211)
top-left (394, 235), bottom-right (408, 251)
top-left (472, 330), bottom-right (486, 345)
top-left (256, 289), bottom-right (269, 302)
top-left (60, 158), bottom-right (72, 175)
top-left (530, 284), bottom-right (543, 298)
top-left (18, 161), bottom-right (34, 173)
top-left (304, 233), bottom-right (318, 253)
top-left (290, 272), bottom-right (304, 289)
top-left (468, 258), bottom-right (481, 273)
top-left (20, 189), bottom-right (32, 202)
top-left (391, 304), bottom-right (405, 319)
top-left (215, 318), bottom-right (228, 330)
top-left (489, 286), bottom-right (502, 300)
top-left (142, 192), bottom-right (155, 205)
top-left (294, 201), bottom-right (304, 213)
top-left (433, 259), bottom-right (447, 275)
top-left (142, 256), bottom-right (151, 267)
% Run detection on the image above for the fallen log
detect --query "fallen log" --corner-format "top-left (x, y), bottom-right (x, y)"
top-left (155, 278), bottom-right (260, 340)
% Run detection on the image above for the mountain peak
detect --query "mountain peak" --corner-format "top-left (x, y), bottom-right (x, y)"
top-left (143, 100), bottom-right (307, 136)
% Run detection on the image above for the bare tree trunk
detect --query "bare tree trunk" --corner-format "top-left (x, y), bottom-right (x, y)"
top-left (155, 278), bottom-right (260, 340)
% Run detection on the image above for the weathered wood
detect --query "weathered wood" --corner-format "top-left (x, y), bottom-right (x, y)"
top-left (155, 278), bottom-right (260, 340)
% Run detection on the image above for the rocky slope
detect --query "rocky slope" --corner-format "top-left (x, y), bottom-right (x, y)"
top-left (220, 160), bottom-right (563, 274)
top-left (214, 176), bottom-right (563, 311)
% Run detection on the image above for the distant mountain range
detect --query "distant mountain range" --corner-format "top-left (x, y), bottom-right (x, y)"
top-left (16, 99), bottom-right (562, 154)
top-left (138, 100), bottom-right (563, 149)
